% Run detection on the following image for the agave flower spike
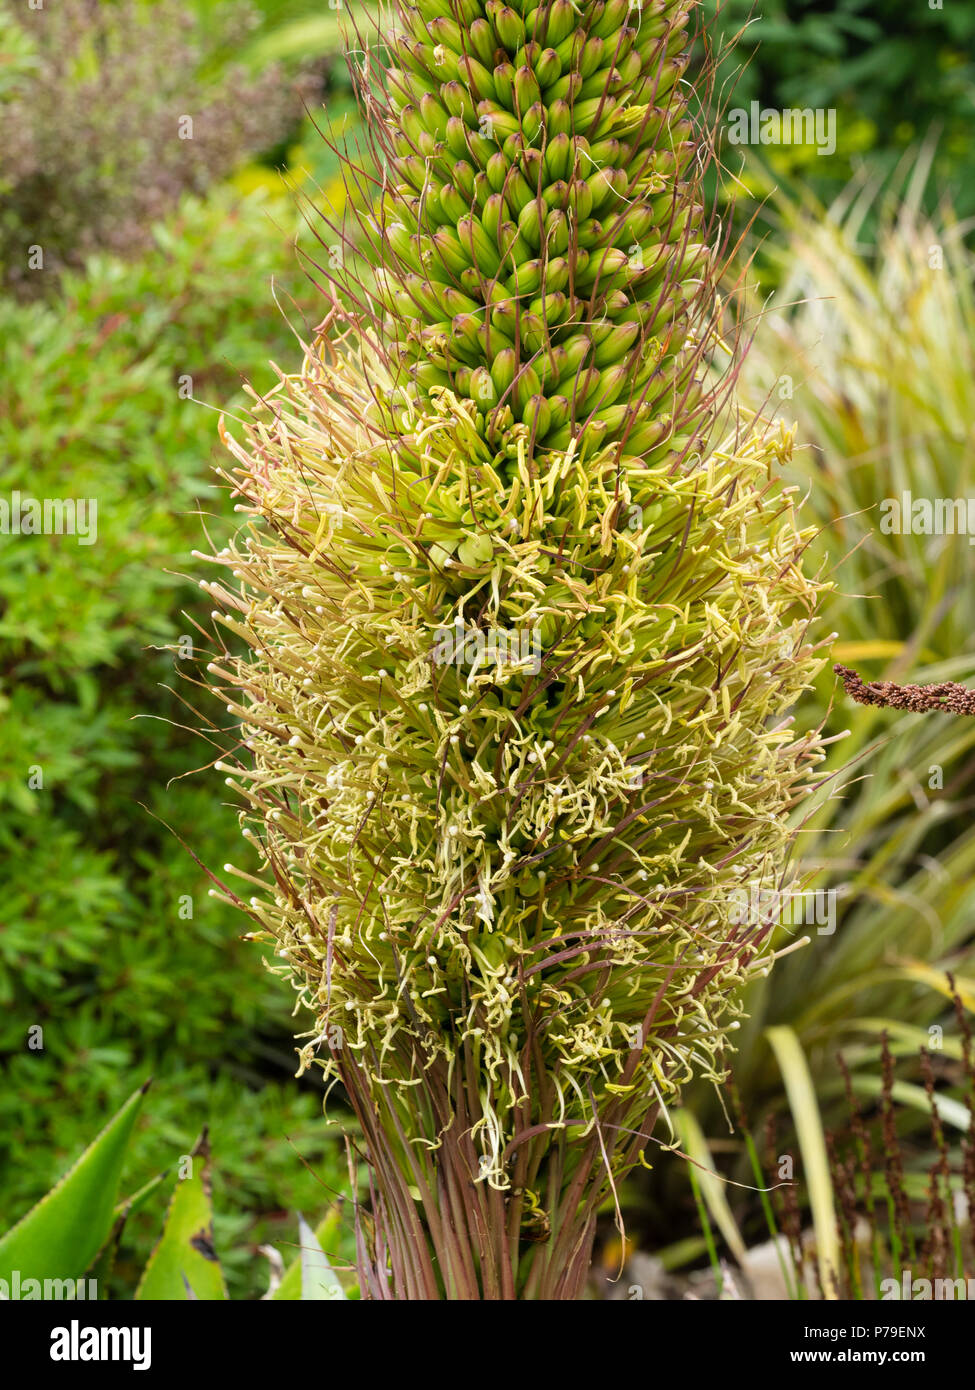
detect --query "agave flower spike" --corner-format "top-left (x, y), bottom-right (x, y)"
top-left (203, 0), bottom-right (830, 1299)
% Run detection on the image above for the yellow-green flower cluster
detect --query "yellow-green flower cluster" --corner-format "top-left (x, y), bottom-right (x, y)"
top-left (203, 1), bottom-right (829, 1242)
top-left (208, 342), bottom-right (827, 1184)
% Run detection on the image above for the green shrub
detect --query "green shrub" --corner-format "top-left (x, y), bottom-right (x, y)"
top-left (0, 184), bottom-right (350, 1297)
top-left (0, 0), bottom-right (314, 295)
top-left (703, 0), bottom-right (975, 214)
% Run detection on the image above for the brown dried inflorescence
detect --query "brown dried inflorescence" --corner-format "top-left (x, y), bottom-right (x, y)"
top-left (834, 664), bottom-right (975, 716)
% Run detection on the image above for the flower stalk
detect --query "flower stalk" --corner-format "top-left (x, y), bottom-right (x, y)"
top-left (202, 0), bottom-right (829, 1298)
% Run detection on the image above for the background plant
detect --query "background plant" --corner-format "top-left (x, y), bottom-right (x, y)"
top-left (0, 1085), bottom-right (356, 1300)
top-left (679, 1010), bottom-right (975, 1301)
top-left (0, 0), bottom-right (316, 295)
top-left (704, 0), bottom-right (975, 218)
top-left (733, 169), bottom-right (975, 1123)
top-left (0, 0), bottom-right (365, 1292)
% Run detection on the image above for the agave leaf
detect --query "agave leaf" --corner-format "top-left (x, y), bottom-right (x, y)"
top-left (85, 1167), bottom-right (174, 1297)
top-left (113, 1169), bottom-right (170, 1221)
top-left (135, 1129), bottom-right (227, 1301)
top-left (766, 1026), bottom-right (841, 1299)
top-left (86, 1211), bottom-right (129, 1300)
top-left (0, 1081), bottom-right (148, 1284)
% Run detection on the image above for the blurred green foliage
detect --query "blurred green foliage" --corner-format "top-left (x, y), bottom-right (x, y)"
top-left (705, 0), bottom-right (975, 214)
top-left (0, 0), bottom-right (321, 295)
top-left (0, 179), bottom-right (355, 1295)
top-left (0, 0), bottom-right (372, 1298)
top-left (0, 0), bottom-right (365, 1298)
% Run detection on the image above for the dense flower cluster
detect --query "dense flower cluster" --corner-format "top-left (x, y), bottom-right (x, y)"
top-left (204, 0), bottom-right (830, 1296)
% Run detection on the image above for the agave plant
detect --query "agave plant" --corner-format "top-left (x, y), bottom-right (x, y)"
top-left (0, 1086), bottom-right (345, 1301)
top-left (202, 0), bottom-right (828, 1299)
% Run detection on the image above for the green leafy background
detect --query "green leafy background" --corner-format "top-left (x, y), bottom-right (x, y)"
top-left (1, 0), bottom-right (974, 1296)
